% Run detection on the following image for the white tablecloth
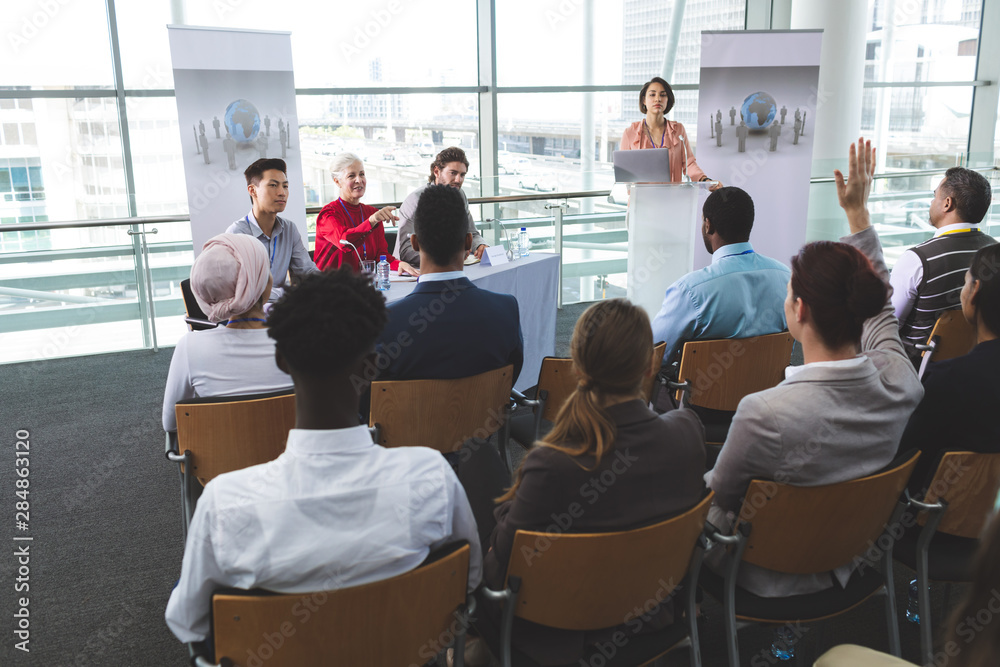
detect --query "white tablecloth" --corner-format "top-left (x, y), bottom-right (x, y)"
top-left (384, 253), bottom-right (559, 391)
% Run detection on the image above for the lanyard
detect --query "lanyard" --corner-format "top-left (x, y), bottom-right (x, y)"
top-left (938, 227), bottom-right (976, 236)
top-left (247, 215), bottom-right (276, 267)
top-left (644, 119), bottom-right (666, 148)
top-left (338, 199), bottom-right (368, 260)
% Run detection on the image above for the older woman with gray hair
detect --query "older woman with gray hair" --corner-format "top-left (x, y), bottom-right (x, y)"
top-left (314, 152), bottom-right (419, 275)
top-left (161, 233), bottom-right (292, 432)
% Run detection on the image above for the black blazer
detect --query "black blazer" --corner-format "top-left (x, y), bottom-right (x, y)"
top-left (483, 400), bottom-right (706, 665)
top-left (376, 277), bottom-right (524, 383)
top-left (898, 338), bottom-right (1000, 494)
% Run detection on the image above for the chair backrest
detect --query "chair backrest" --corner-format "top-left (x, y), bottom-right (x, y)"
top-left (920, 452), bottom-right (1000, 539)
top-left (180, 278), bottom-right (217, 331)
top-left (737, 453), bottom-right (919, 574)
top-left (676, 332), bottom-right (794, 411)
top-left (175, 391), bottom-right (296, 483)
top-left (506, 492), bottom-right (713, 630)
top-left (212, 544), bottom-right (470, 667)
top-left (924, 310), bottom-right (976, 363)
top-left (536, 357), bottom-right (578, 422)
top-left (370, 365), bottom-right (513, 451)
top-left (537, 342), bottom-right (666, 422)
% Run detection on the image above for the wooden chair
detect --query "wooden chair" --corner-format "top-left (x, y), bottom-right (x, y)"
top-left (509, 342), bottom-right (667, 450)
top-left (482, 492), bottom-right (714, 667)
top-left (701, 452), bottom-right (920, 667)
top-left (180, 278), bottom-right (218, 331)
top-left (914, 310), bottom-right (977, 379)
top-left (192, 543), bottom-right (472, 667)
top-left (665, 332), bottom-right (793, 466)
top-left (166, 390), bottom-right (295, 533)
top-left (893, 451), bottom-right (1000, 664)
top-left (369, 365), bottom-right (514, 467)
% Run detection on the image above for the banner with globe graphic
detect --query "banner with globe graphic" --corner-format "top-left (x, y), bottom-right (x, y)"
top-left (167, 26), bottom-right (305, 256)
top-left (694, 30), bottom-right (823, 272)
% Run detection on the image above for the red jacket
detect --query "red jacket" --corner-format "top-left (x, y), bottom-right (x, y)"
top-left (315, 198), bottom-right (399, 271)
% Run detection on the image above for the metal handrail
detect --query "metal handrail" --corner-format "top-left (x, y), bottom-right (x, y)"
top-left (1, 165), bottom-right (997, 234)
top-left (811, 164), bottom-right (998, 184)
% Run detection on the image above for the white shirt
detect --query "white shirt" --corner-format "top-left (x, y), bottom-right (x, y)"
top-left (161, 327), bottom-right (293, 432)
top-left (784, 356), bottom-right (866, 379)
top-left (889, 222), bottom-right (980, 322)
top-left (165, 426), bottom-right (482, 643)
top-left (417, 270), bottom-right (466, 283)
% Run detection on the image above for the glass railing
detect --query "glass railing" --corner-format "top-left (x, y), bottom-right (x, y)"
top-left (2, 164), bottom-right (998, 365)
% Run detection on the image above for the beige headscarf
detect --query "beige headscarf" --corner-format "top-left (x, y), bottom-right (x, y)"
top-left (190, 233), bottom-right (270, 322)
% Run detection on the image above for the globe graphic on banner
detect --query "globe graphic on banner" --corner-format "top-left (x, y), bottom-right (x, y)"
top-left (740, 92), bottom-right (778, 130)
top-left (224, 99), bottom-right (261, 143)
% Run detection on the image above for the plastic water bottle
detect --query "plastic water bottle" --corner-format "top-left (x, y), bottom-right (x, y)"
top-left (770, 626), bottom-right (796, 660)
top-left (906, 578), bottom-right (921, 624)
top-left (376, 255), bottom-right (390, 291)
top-left (518, 227), bottom-right (530, 257)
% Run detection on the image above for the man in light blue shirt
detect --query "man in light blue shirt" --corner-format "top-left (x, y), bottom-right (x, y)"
top-left (652, 186), bottom-right (790, 363)
top-left (226, 158), bottom-right (318, 302)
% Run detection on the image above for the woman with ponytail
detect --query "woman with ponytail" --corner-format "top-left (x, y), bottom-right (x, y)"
top-left (897, 242), bottom-right (1000, 492)
top-left (705, 139), bottom-right (924, 598)
top-left (475, 298), bottom-right (706, 666)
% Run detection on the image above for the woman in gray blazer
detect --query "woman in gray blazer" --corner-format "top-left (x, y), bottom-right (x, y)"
top-left (705, 138), bottom-right (924, 598)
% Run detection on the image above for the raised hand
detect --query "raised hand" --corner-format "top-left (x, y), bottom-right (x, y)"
top-left (834, 137), bottom-right (876, 233)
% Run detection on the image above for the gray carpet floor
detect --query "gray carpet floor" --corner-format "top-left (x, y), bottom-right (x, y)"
top-left (0, 305), bottom-right (951, 666)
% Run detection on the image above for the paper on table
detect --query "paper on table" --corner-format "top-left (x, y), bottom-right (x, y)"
top-left (464, 254), bottom-right (481, 266)
top-left (389, 271), bottom-right (418, 283)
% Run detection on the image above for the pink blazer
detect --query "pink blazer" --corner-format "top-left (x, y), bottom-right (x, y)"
top-left (620, 120), bottom-right (707, 183)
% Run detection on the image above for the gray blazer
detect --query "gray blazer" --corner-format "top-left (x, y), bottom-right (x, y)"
top-left (393, 183), bottom-right (487, 266)
top-left (705, 226), bottom-right (924, 598)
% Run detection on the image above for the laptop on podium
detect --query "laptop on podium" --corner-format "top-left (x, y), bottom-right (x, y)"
top-left (613, 147), bottom-right (671, 183)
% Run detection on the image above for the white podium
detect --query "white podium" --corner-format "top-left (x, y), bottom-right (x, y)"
top-left (625, 182), bottom-right (711, 320)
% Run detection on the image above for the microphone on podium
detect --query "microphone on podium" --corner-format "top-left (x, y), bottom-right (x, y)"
top-left (339, 239), bottom-right (364, 267)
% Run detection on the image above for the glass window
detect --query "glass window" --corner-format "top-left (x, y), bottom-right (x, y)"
top-left (0, 0), bottom-right (114, 88)
top-left (3, 123), bottom-right (20, 145)
top-left (10, 167), bottom-right (28, 193)
top-left (115, 0), bottom-right (478, 90)
top-left (0, 98), bottom-right (128, 222)
top-left (126, 97), bottom-right (188, 222)
top-left (497, 0), bottom-right (744, 87)
top-left (863, 0), bottom-right (980, 163)
top-left (298, 93), bottom-right (480, 211)
top-left (28, 166), bottom-right (43, 191)
top-left (0, 168), bottom-right (10, 192)
top-left (21, 122), bottom-right (37, 145)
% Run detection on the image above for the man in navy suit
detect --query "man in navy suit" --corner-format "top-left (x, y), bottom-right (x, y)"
top-left (375, 184), bottom-right (524, 384)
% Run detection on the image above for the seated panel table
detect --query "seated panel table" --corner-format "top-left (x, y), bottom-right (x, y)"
top-left (384, 253), bottom-right (559, 391)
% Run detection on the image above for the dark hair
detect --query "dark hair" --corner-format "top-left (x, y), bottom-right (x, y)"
top-left (413, 184), bottom-right (468, 266)
top-left (703, 186), bottom-right (754, 243)
top-left (499, 299), bottom-right (652, 502)
top-left (790, 241), bottom-right (887, 350)
top-left (967, 244), bottom-right (1000, 336)
top-left (942, 510), bottom-right (1000, 666)
top-left (244, 158), bottom-right (288, 187)
top-left (428, 147), bottom-right (469, 184)
top-left (267, 269), bottom-right (387, 377)
top-left (639, 77), bottom-right (674, 115)
top-left (940, 167), bottom-right (992, 224)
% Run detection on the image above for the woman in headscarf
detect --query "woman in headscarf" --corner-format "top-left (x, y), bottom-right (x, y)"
top-left (161, 233), bottom-right (293, 432)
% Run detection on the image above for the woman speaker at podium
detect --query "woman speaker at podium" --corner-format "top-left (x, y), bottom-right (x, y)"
top-left (620, 77), bottom-right (720, 187)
